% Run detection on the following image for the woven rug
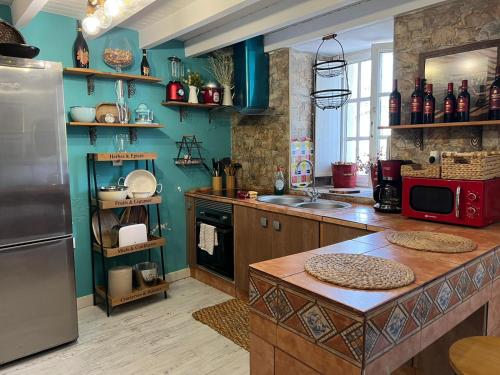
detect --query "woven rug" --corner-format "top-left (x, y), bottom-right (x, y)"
top-left (386, 231), bottom-right (476, 253)
top-left (305, 254), bottom-right (415, 290)
top-left (192, 299), bottom-right (249, 351)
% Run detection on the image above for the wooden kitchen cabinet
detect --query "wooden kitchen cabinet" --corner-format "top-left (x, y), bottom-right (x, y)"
top-left (320, 222), bottom-right (371, 247)
top-left (185, 196), bottom-right (196, 268)
top-left (234, 206), bottom-right (274, 296)
top-left (271, 213), bottom-right (319, 259)
top-left (234, 206), bottom-right (320, 296)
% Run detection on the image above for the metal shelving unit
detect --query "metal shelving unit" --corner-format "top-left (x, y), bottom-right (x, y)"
top-left (87, 152), bottom-right (167, 316)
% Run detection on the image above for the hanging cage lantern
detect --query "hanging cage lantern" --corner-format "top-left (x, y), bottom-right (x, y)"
top-left (311, 33), bottom-right (351, 110)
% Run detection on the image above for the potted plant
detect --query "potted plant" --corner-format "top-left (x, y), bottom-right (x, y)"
top-left (356, 150), bottom-right (383, 187)
top-left (183, 70), bottom-right (204, 104)
top-left (206, 49), bottom-right (234, 106)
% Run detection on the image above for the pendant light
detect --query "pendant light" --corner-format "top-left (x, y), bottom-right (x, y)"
top-left (311, 33), bottom-right (351, 110)
top-left (82, 0), bottom-right (124, 35)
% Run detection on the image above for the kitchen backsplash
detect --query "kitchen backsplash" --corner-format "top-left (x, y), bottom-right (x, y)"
top-left (392, 0), bottom-right (500, 163)
top-left (232, 48), bottom-right (314, 191)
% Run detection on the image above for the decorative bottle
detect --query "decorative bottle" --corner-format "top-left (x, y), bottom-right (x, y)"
top-left (73, 20), bottom-right (89, 68)
top-left (140, 49), bottom-right (150, 76)
top-left (389, 79), bottom-right (401, 125)
top-left (489, 66), bottom-right (500, 120)
top-left (274, 166), bottom-right (285, 195)
top-left (456, 80), bottom-right (470, 122)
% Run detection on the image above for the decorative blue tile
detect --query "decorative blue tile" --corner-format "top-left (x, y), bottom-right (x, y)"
top-left (384, 305), bottom-right (408, 342)
top-left (277, 289), bottom-right (293, 321)
top-left (263, 287), bottom-right (280, 320)
top-left (435, 280), bottom-right (452, 312)
top-left (364, 321), bottom-right (380, 359)
top-left (472, 262), bottom-right (486, 289)
top-left (248, 277), bottom-right (260, 305)
top-left (412, 292), bottom-right (432, 326)
top-left (340, 322), bottom-right (364, 363)
top-left (455, 270), bottom-right (471, 300)
top-left (299, 304), bottom-right (334, 340)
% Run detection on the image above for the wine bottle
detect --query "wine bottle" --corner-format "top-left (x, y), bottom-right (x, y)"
top-left (423, 84), bottom-right (435, 124)
top-left (456, 80), bottom-right (470, 122)
top-left (443, 82), bottom-right (456, 123)
top-left (389, 79), bottom-right (401, 125)
top-left (410, 77), bottom-right (423, 124)
top-left (73, 20), bottom-right (89, 69)
top-left (140, 49), bottom-right (150, 76)
top-left (489, 66), bottom-right (500, 120)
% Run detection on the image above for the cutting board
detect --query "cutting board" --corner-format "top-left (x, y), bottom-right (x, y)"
top-left (329, 188), bottom-right (361, 194)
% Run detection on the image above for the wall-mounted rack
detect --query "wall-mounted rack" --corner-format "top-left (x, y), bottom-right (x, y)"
top-left (379, 119), bottom-right (500, 150)
top-left (67, 122), bottom-right (163, 145)
top-left (161, 101), bottom-right (232, 123)
top-left (64, 68), bottom-right (162, 96)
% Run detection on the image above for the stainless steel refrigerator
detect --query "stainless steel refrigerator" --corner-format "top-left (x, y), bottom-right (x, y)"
top-left (0, 56), bottom-right (78, 365)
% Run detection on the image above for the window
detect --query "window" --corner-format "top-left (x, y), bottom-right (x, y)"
top-left (314, 43), bottom-right (393, 185)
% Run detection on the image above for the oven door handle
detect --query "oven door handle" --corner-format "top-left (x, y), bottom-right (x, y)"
top-left (455, 186), bottom-right (461, 218)
top-left (196, 221), bottom-right (233, 234)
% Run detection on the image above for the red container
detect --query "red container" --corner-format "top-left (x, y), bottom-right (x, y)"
top-left (380, 160), bottom-right (403, 181)
top-left (201, 84), bottom-right (222, 104)
top-left (332, 163), bottom-right (357, 188)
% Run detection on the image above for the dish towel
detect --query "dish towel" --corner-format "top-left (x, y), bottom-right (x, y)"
top-left (198, 223), bottom-right (218, 255)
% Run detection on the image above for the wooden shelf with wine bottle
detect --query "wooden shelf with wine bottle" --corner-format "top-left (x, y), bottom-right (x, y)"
top-left (378, 119), bottom-right (500, 130)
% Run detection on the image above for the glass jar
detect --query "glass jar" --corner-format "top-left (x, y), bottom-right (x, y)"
top-left (103, 36), bottom-right (134, 72)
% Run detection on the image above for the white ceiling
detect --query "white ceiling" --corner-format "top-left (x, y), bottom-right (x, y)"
top-left (120, 0), bottom-right (187, 30)
top-left (293, 18), bottom-right (394, 55)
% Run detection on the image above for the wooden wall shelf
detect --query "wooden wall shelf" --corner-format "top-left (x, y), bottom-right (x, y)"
top-left (92, 195), bottom-right (162, 210)
top-left (93, 236), bottom-right (166, 257)
top-left (161, 101), bottom-right (232, 123)
top-left (96, 280), bottom-right (169, 307)
top-left (379, 119), bottom-right (500, 130)
top-left (68, 122), bottom-right (163, 145)
top-left (379, 119), bottom-right (500, 150)
top-left (90, 152), bottom-right (157, 161)
top-left (63, 68), bottom-right (162, 97)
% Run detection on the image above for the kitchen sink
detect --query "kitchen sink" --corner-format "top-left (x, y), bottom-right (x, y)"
top-left (294, 200), bottom-right (351, 210)
top-left (257, 195), bottom-right (307, 206)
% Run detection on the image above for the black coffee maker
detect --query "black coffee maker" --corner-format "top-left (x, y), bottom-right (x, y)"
top-left (373, 160), bottom-right (411, 213)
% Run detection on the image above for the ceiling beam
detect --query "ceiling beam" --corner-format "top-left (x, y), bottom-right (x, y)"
top-left (11, 0), bottom-right (49, 28)
top-left (87, 0), bottom-right (159, 40)
top-left (183, 0), bottom-right (359, 57)
top-left (139, 0), bottom-right (268, 50)
top-left (264, 0), bottom-right (447, 52)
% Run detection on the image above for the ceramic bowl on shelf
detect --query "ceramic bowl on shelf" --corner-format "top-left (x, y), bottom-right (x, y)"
top-left (98, 186), bottom-right (129, 201)
top-left (118, 170), bottom-right (162, 199)
top-left (70, 106), bottom-right (96, 123)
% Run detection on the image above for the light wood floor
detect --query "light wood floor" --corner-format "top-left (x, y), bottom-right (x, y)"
top-left (1, 278), bottom-right (249, 375)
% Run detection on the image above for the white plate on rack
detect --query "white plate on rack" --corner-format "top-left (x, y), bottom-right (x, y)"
top-left (120, 170), bottom-right (161, 199)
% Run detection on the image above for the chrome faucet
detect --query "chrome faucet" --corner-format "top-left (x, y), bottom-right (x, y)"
top-left (295, 159), bottom-right (320, 202)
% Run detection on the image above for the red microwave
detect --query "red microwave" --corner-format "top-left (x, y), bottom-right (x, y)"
top-left (402, 177), bottom-right (500, 227)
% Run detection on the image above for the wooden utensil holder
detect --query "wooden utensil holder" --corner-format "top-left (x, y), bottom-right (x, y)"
top-left (226, 175), bottom-right (235, 190)
top-left (212, 176), bottom-right (223, 191)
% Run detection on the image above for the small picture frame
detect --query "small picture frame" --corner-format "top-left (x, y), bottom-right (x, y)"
top-left (419, 39), bottom-right (500, 121)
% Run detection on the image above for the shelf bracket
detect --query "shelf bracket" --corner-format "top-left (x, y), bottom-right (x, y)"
top-left (127, 80), bottom-right (136, 98)
top-left (87, 75), bottom-right (95, 95)
top-left (129, 127), bottom-right (138, 144)
top-left (412, 128), bottom-right (424, 151)
top-left (89, 126), bottom-right (97, 145)
top-left (179, 107), bottom-right (188, 123)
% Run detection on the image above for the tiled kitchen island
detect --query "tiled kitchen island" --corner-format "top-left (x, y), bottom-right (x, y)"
top-left (249, 222), bottom-right (500, 374)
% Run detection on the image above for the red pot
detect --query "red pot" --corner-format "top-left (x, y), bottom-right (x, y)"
top-left (201, 84), bottom-right (222, 104)
top-left (332, 163), bottom-right (357, 188)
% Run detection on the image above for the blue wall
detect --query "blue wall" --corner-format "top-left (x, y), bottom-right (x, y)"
top-left (1, 7), bottom-right (231, 297)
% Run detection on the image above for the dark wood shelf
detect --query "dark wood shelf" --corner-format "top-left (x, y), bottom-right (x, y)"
top-left (64, 68), bottom-right (162, 83)
top-left (379, 119), bottom-right (500, 130)
top-left (96, 280), bottom-right (169, 307)
top-left (93, 236), bottom-right (166, 257)
top-left (90, 152), bottom-right (157, 161)
top-left (92, 195), bottom-right (162, 209)
top-left (161, 101), bottom-right (227, 109)
top-left (68, 122), bottom-right (163, 128)
top-left (174, 158), bottom-right (205, 166)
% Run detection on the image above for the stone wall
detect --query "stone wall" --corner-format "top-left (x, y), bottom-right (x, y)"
top-left (232, 49), bottom-right (290, 191)
top-left (232, 48), bottom-right (315, 191)
top-left (392, 0), bottom-right (500, 162)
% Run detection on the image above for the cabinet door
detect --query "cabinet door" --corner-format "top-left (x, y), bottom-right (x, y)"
top-left (320, 222), bottom-right (371, 247)
top-left (271, 213), bottom-right (320, 258)
top-left (234, 206), bottom-right (273, 294)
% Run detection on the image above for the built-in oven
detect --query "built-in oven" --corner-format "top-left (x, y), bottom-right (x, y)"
top-left (402, 177), bottom-right (500, 227)
top-left (195, 199), bottom-right (234, 279)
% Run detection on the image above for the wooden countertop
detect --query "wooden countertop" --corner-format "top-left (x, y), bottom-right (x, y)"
top-left (186, 189), bottom-right (500, 315)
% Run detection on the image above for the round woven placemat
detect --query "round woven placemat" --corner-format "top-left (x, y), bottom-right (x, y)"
top-left (304, 254), bottom-right (415, 290)
top-left (386, 231), bottom-right (476, 253)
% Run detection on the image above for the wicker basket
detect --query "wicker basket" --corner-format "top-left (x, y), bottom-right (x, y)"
top-left (441, 151), bottom-right (500, 180)
top-left (401, 163), bottom-right (441, 179)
